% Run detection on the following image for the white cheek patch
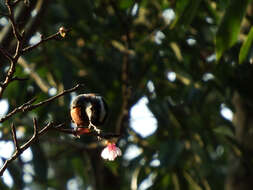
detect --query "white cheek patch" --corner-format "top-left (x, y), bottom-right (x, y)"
top-left (85, 102), bottom-right (93, 120)
top-left (97, 96), bottom-right (106, 123)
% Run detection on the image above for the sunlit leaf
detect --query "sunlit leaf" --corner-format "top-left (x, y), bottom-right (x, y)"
top-left (239, 27), bottom-right (253, 64)
top-left (215, 0), bottom-right (250, 61)
top-left (172, 0), bottom-right (202, 28)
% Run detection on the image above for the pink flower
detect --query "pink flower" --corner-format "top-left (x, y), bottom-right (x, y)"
top-left (101, 143), bottom-right (122, 161)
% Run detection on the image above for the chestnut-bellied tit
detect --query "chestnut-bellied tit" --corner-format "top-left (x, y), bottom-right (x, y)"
top-left (70, 94), bottom-right (108, 133)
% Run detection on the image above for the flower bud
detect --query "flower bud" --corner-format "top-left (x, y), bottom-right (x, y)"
top-left (59, 26), bottom-right (67, 38)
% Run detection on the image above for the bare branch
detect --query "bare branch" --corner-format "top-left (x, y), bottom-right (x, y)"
top-left (0, 46), bottom-right (13, 61)
top-left (10, 76), bottom-right (29, 82)
top-left (0, 1), bottom-right (23, 98)
top-left (0, 98), bottom-right (37, 123)
top-left (0, 1), bottom-right (70, 99)
top-left (24, 84), bottom-right (82, 111)
top-left (11, 123), bottom-right (20, 152)
top-left (12, 0), bottom-right (23, 7)
top-left (22, 28), bottom-right (71, 54)
top-left (0, 120), bottom-right (64, 176)
top-left (0, 84), bottom-right (83, 123)
top-left (0, 0), bottom-right (70, 99)
top-left (0, 60), bottom-right (18, 98)
top-left (33, 118), bottom-right (38, 137)
top-left (5, 0), bottom-right (22, 41)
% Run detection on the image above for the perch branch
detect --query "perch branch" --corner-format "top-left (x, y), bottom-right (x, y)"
top-left (0, 84), bottom-right (83, 123)
top-left (52, 125), bottom-right (121, 140)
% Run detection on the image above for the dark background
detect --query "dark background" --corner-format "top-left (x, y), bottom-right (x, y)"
top-left (1, 0), bottom-right (253, 190)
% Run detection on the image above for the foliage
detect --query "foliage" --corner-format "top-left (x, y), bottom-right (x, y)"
top-left (1, 0), bottom-right (253, 190)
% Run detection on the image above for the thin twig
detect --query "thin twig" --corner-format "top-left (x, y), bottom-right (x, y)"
top-left (24, 83), bottom-right (82, 111)
top-left (11, 123), bottom-right (20, 151)
top-left (0, 119), bottom-right (64, 176)
top-left (0, 9), bottom-right (70, 98)
top-left (14, 35), bottom-right (23, 59)
top-left (12, 0), bottom-right (23, 7)
top-left (33, 118), bottom-right (38, 137)
top-left (22, 28), bottom-right (71, 54)
top-left (0, 98), bottom-right (37, 123)
top-left (0, 0), bottom-right (23, 98)
top-left (0, 84), bottom-right (83, 123)
top-left (0, 60), bottom-right (18, 98)
top-left (5, 0), bottom-right (22, 41)
top-left (96, 132), bottom-right (121, 139)
top-left (10, 76), bottom-right (29, 82)
top-left (0, 0), bottom-right (70, 99)
top-left (0, 46), bottom-right (13, 61)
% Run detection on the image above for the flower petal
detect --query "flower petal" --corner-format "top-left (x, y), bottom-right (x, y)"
top-left (101, 147), bottom-right (110, 159)
top-left (116, 147), bottom-right (122, 156)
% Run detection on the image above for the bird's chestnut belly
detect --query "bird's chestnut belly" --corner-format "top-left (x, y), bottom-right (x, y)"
top-left (71, 107), bottom-right (88, 126)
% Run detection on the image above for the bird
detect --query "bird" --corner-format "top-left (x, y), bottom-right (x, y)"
top-left (70, 93), bottom-right (108, 134)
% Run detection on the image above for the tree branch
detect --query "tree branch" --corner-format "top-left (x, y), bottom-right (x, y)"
top-left (11, 123), bottom-right (20, 152)
top-left (21, 27), bottom-right (71, 54)
top-left (0, 119), bottom-right (64, 176)
top-left (6, 0), bottom-right (22, 41)
top-left (24, 83), bottom-right (82, 111)
top-left (0, 0), bottom-right (70, 99)
top-left (0, 46), bottom-right (13, 61)
top-left (52, 126), bottom-right (121, 140)
top-left (12, 0), bottom-right (23, 7)
top-left (108, 0), bottom-right (132, 135)
top-left (0, 84), bottom-right (83, 123)
top-left (10, 75), bottom-right (29, 82)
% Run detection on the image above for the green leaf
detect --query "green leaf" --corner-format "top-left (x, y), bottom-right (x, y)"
top-left (239, 27), bottom-right (253, 64)
top-left (172, 0), bottom-right (202, 29)
top-left (119, 0), bottom-right (132, 10)
top-left (213, 125), bottom-right (234, 137)
top-left (215, 0), bottom-right (250, 61)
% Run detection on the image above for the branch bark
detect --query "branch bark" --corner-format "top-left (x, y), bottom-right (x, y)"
top-left (0, 84), bottom-right (83, 123)
top-left (0, 119), bottom-right (64, 176)
top-left (0, 0), bottom-right (70, 99)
